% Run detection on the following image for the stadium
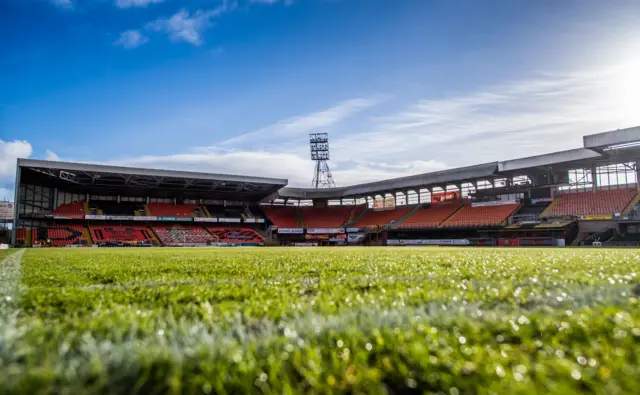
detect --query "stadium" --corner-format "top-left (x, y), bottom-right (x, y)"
top-left (6, 125), bottom-right (640, 249)
top-left (1, 126), bottom-right (640, 394)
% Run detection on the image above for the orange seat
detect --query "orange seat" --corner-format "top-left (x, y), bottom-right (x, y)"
top-left (543, 189), bottom-right (636, 217)
top-left (443, 204), bottom-right (520, 227)
top-left (300, 206), bottom-right (352, 228)
top-left (355, 207), bottom-right (413, 227)
top-left (400, 203), bottom-right (461, 228)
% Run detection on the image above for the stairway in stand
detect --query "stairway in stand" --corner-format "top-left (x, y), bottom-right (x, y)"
top-left (388, 204), bottom-right (425, 229)
top-left (83, 227), bottom-right (94, 244)
top-left (147, 227), bottom-right (163, 246)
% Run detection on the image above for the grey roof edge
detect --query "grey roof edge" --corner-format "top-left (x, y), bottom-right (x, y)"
top-left (497, 148), bottom-right (602, 172)
top-left (279, 162), bottom-right (499, 199)
top-left (17, 159), bottom-right (289, 186)
top-left (583, 126), bottom-right (640, 149)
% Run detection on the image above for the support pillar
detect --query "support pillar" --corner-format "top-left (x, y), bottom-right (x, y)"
top-left (53, 188), bottom-right (58, 210)
top-left (636, 160), bottom-right (640, 191)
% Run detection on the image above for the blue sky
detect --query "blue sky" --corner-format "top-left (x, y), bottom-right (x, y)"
top-left (1, 0), bottom-right (640, 199)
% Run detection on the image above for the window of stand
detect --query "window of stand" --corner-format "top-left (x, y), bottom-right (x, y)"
top-left (149, 197), bottom-right (172, 203)
top-left (122, 196), bottom-right (145, 203)
top-left (19, 184), bottom-right (53, 215)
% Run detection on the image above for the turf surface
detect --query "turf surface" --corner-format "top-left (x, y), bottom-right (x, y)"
top-left (1, 247), bottom-right (640, 394)
top-left (0, 248), bottom-right (14, 261)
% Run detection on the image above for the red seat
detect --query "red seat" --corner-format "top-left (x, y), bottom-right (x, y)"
top-left (53, 202), bottom-right (86, 219)
top-left (148, 203), bottom-right (201, 217)
top-left (152, 226), bottom-right (215, 245)
top-left (33, 225), bottom-right (87, 246)
top-left (206, 228), bottom-right (263, 243)
top-left (90, 226), bottom-right (154, 244)
top-left (262, 206), bottom-right (299, 228)
top-left (16, 228), bottom-right (26, 244)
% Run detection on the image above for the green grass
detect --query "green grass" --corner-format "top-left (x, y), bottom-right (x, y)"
top-left (2, 247), bottom-right (640, 394)
top-left (0, 248), bottom-right (14, 261)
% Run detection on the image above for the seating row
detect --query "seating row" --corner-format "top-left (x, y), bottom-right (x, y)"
top-left (543, 189), bottom-right (637, 218)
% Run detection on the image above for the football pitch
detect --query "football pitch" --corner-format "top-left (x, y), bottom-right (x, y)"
top-left (1, 247), bottom-right (639, 394)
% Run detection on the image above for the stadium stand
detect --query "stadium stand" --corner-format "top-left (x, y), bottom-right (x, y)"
top-left (90, 202), bottom-right (144, 216)
top-left (206, 227), bottom-right (263, 244)
top-left (542, 189), bottom-right (637, 218)
top-left (534, 219), bottom-right (574, 229)
top-left (152, 226), bottom-right (215, 245)
top-left (343, 205), bottom-right (367, 225)
top-left (612, 232), bottom-right (640, 243)
top-left (206, 205), bottom-right (245, 218)
top-left (512, 202), bottom-right (551, 217)
top-left (442, 203), bottom-right (520, 228)
top-left (262, 206), bottom-right (300, 228)
top-left (53, 202), bottom-right (86, 219)
top-left (147, 203), bottom-right (205, 217)
top-left (33, 225), bottom-right (86, 246)
top-left (300, 206), bottom-right (352, 228)
top-left (399, 203), bottom-right (461, 228)
top-left (15, 228), bottom-right (26, 244)
top-left (90, 226), bottom-right (155, 244)
top-left (355, 207), bottom-right (413, 227)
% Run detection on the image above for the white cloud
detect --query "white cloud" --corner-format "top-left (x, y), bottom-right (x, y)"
top-left (50, 0), bottom-right (73, 9)
top-left (77, 58), bottom-right (640, 191)
top-left (0, 187), bottom-right (12, 201)
top-left (0, 140), bottom-right (32, 179)
top-left (217, 98), bottom-right (380, 149)
top-left (328, 61), bottom-right (640, 167)
top-left (0, 140), bottom-right (32, 202)
top-left (114, 30), bottom-right (149, 49)
top-left (111, 151), bottom-right (446, 187)
top-left (250, 0), bottom-right (294, 4)
top-left (146, 4), bottom-right (232, 45)
top-left (115, 0), bottom-right (164, 8)
top-left (45, 150), bottom-right (61, 161)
